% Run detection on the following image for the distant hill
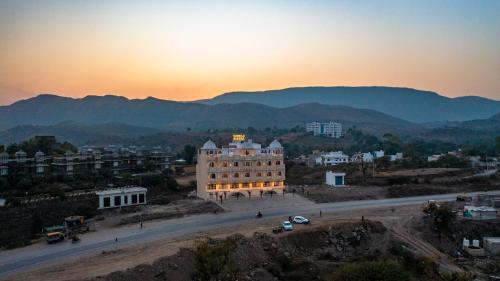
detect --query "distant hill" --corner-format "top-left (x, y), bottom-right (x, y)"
top-left (0, 94), bottom-right (420, 138)
top-left (0, 122), bottom-right (162, 145)
top-left (199, 86), bottom-right (500, 123)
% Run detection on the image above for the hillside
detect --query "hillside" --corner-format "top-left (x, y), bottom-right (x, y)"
top-left (199, 86), bottom-right (500, 123)
top-left (0, 95), bottom-right (420, 136)
top-left (0, 122), bottom-right (162, 145)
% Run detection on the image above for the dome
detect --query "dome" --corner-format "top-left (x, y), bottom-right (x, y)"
top-left (269, 139), bottom-right (282, 149)
top-left (201, 140), bottom-right (217, 149)
top-left (15, 150), bottom-right (27, 156)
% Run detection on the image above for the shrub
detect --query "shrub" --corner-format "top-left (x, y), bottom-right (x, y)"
top-left (329, 260), bottom-right (410, 281)
top-left (193, 238), bottom-right (238, 281)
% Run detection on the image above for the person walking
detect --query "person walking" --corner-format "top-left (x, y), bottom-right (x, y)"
top-left (320, 210), bottom-right (322, 217)
top-left (140, 220), bottom-right (143, 229)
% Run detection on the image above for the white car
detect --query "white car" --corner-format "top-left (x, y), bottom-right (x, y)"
top-left (292, 216), bottom-right (310, 224)
top-left (282, 221), bottom-right (293, 231)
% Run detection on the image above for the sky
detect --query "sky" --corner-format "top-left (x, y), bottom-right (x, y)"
top-left (0, 0), bottom-right (499, 105)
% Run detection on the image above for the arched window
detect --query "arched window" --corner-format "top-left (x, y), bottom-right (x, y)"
top-left (244, 172), bottom-right (250, 177)
top-left (268, 161), bottom-right (272, 166)
top-left (234, 173), bottom-right (239, 178)
top-left (209, 162), bottom-right (215, 167)
top-left (222, 162), bottom-right (228, 167)
top-left (267, 172), bottom-right (272, 177)
top-left (257, 161), bottom-right (262, 166)
top-left (233, 162), bottom-right (239, 167)
top-left (276, 160), bottom-right (281, 165)
top-left (257, 172), bottom-right (262, 177)
top-left (210, 173), bottom-right (216, 179)
top-left (278, 171), bottom-right (282, 176)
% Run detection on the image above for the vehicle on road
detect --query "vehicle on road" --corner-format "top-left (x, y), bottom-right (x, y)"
top-left (292, 216), bottom-right (310, 224)
top-left (456, 194), bottom-right (472, 202)
top-left (46, 232), bottom-right (65, 244)
top-left (256, 211), bottom-right (263, 218)
top-left (282, 221), bottom-right (293, 231)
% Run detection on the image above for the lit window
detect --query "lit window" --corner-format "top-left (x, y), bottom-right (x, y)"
top-left (231, 183), bottom-right (239, 189)
top-left (242, 183), bottom-right (249, 188)
top-left (207, 184), bottom-right (216, 190)
top-left (257, 172), bottom-right (262, 177)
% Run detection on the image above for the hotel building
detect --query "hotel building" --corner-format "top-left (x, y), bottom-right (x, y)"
top-left (306, 121), bottom-right (342, 138)
top-left (196, 136), bottom-right (285, 201)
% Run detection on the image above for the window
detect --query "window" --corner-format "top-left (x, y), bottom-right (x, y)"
top-left (222, 174), bottom-right (228, 178)
top-left (223, 162), bottom-right (228, 167)
top-left (131, 194), bottom-right (138, 204)
top-left (276, 161), bottom-right (281, 165)
top-left (242, 182), bottom-right (249, 188)
top-left (234, 173), bottom-right (239, 178)
top-left (252, 182), bottom-right (258, 187)
top-left (207, 184), bottom-right (216, 190)
top-left (267, 172), bottom-right (272, 177)
top-left (264, 182), bottom-right (270, 187)
top-left (139, 193), bottom-right (145, 203)
top-left (245, 150), bottom-right (250, 155)
top-left (114, 196), bottom-right (121, 206)
top-left (244, 172), bottom-right (250, 177)
top-left (231, 183), bottom-right (239, 189)
top-left (103, 197), bottom-right (110, 207)
top-left (257, 161), bottom-right (261, 166)
top-left (274, 182), bottom-right (280, 186)
top-left (210, 173), bottom-right (216, 179)
top-left (257, 172), bottom-right (262, 177)
top-left (233, 162), bottom-right (239, 167)
top-left (245, 162), bottom-right (251, 167)
top-left (209, 162), bottom-right (215, 167)
top-left (268, 161), bottom-right (272, 166)
top-left (124, 196), bottom-right (128, 204)
top-left (278, 171), bottom-right (282, 176)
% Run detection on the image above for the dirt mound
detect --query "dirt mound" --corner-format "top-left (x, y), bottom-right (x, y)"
top-left (83, 220), bottom-right (391, 281)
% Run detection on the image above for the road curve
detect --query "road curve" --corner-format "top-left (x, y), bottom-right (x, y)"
top-left (1, 190), bottom-right (499, 279)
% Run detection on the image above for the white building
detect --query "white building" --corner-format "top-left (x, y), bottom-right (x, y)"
top-left (463, 206), bottom-right (497, 220)
top-left (306, 122), bottom-right (342, 138)
top-left (427, 154), bottom-right (444, 162)
top-left (373, 150), bottom-right (385, 159)
top-left (389, 153), bottom-right (403, 162)
top-left (326, 171), bottom-right (345, 187)
top-left (351, 152), bottom-right (374, 163)
top-left (315, 151), bottom-right (349, 166)
top-left (96, 186), bottom-right (147, 209)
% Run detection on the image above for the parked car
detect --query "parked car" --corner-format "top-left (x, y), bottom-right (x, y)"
top-left (292, 216), bottom-right (310, 224)
top-left (282, 221), bottom-right (293, 231)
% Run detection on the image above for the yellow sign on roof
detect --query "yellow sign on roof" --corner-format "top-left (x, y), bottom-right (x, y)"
top-left (232, 134), bottom-right (245, 142)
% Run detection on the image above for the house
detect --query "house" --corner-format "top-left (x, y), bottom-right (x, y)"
top-left (463, 206), bottom-right (497, 220)
top-left (389, 152), bottom-right (403, 162)
top-left (372, 150), bottom-right (385, 159)
top-left (316, 151), bottom-right (349, 166)
top-left (427, 154), bottom-right (444, 162)
top-left (351, 152), bottom-right (373, 163)
top-left (96, 186), bottom-right (147, 209)
top-left (483, 237), bottom-right (500, 255)
top-left (326, 171), bottom-right (345, 187)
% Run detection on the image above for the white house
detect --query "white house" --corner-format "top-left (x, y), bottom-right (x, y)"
top-left (326, 171), bottom-right (345, 187)
top-left (389, 153), bottom-right (403, 162)
top-left (96, 186), bottom-right (147, 209)
top-left (316, 151), bottom-right (349, 166)
top-left (463, 206), bottom-right (497, 220)
top-left (428, 154), bottom-right (444, 162)
top-left (373, 150), bottom-right (385, 159)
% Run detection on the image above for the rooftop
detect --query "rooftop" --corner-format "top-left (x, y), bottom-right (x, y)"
top-left (96, 186), bottom-right (147, 196)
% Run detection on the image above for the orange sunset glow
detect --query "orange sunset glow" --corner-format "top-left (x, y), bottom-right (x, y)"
top-left (0, 0), bottom-right (499, 105)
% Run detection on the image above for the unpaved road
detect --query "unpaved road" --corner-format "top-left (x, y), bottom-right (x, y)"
top-left (1, 190), bottom-right (499, 280)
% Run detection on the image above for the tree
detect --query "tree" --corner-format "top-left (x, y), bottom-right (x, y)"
top-left (183, 145), bottom-right (197, 164)
top-left (166, 178), bottom-right (179, 191)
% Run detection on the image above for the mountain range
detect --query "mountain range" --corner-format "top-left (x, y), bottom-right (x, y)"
top-left (200, 86), bottom-right (500, 123)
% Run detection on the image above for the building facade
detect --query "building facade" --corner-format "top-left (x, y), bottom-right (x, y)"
top-left (315, 151), bottom-right (349, 166)
top-left (96, 186), bottom-right (147, 209)
top-left (196, 136), bottom-right (285, 201)
top-left (306, 122), bottom-right (342, 138)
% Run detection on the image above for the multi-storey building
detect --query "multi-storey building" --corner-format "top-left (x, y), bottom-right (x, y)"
top-left (196, 136), bottom-right (285, 201)
top-left (306, 121), bottom-right (342, 138)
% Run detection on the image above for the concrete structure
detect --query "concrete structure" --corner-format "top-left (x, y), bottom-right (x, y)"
top-left (351, 152), bottom-right (374, 163)
top-left (463, 206), bottom-right (497, 220)
top-left (315, 151), bottom-right (349, 166)
top-left (306, 121), bottom-right (342, 138)
top-left (372, 150), bottom-right (385, 159)
top-left (326, 171), bottom-right (345, 187)
top-left (483, 237), bottom-right (500, 255)
top-left (96, 186), bottom-right (147, 209)
top-left (196, 135), bottom-right (285, 201)
top-left (389, 152), bottom-right (403, 162)
top-left (428, 154), bottom-right (444, 162)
